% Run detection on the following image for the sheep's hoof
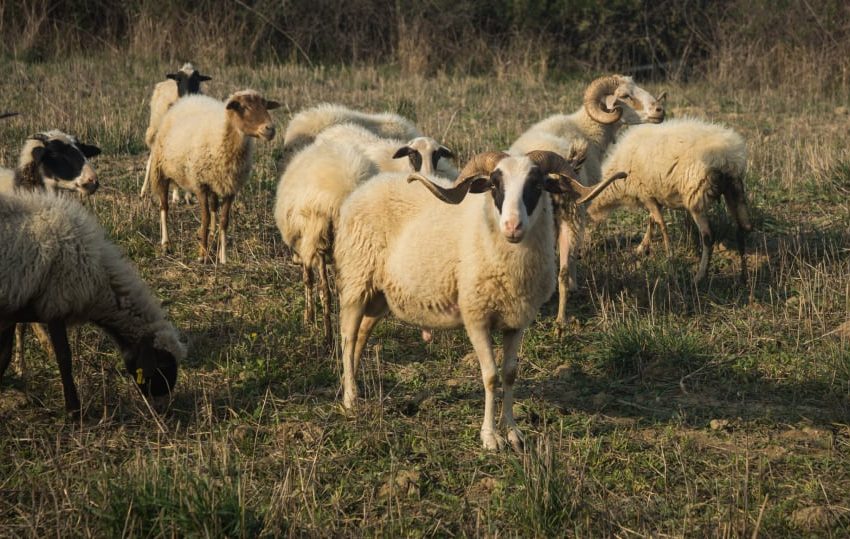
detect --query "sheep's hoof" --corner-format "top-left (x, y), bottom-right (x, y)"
top-left (636, 243), bottom-right (650, 256)
top-left (694, 270), bottom-right (707, 284)
top-left (480, 429), bottom-right (505, 451)
top-left (507, 428), bottom-right (525, 453)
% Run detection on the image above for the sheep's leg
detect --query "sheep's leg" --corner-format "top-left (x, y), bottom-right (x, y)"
top-left (302, 264), bottom-right (315, 327)
top-left (554, 220), bottom-right (575, 336)
top-left (465, 322), bottom-right (503, 450)
top-left (352, 294), bottom-right (388, 372)
top-left (139, 155), bottom-right (152, 198)
top-left (0, 325), bottom-right (14, 382)
top-left (723, 193), bottom-right (750, 284)
top-left (501, 328), bottom-right (525, 452)
top-left (636, 218), bottom-right (654, 255)
top-left (217, 195), bottom-right (234, 264)
top-left (209, 194), bottom-right (219, 243)
top-left (46, 321), bottom-right (81, 415)
top-left (157, 183), bottom-right (170, 250)
top-left (690, 210), bottom-right (713, 283)
top-left (170, 186), bottom-right (181, 205)
top-left (197, 186), bottom-right (211, 262)
top-left (14, 324), bottom-right (25, 377)
top-left (318, 255), bottom-right (332, 343)
top-left (340, 302), bottom-right (366, 409)
top-left (646, 200), bottom-right (670, 256)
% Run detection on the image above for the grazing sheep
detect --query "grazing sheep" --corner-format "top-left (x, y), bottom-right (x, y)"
top-left (0, 131), bottom-right (100, 195)
top-left (283, 103), bottom-right (423, 152)
top-left (334, 150), bottom-right (624, 450)
top-left (510, 75), bottom-right (666, 333)
top-left (149, 89), bottom-right (280, 264)
top-left (0, 191), bottom-right (184, 414)
top-left (275, 124), bottom-right (457, 340)
top-left (588, 117), bottom-right (751, 283)
top-left (0, 130), bottom-right (103, 378)
top-left (140, 63), bottom-right (212, 202)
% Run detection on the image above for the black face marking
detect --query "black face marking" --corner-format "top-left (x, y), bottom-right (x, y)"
top-left (408, 150), bottom-right (422, 172)
top-left (432, 147), bottom-right (454, 172)
top-left (167, 71), bottom-right (211, 96)
top-left (522, 170), bottom-right (544, 215)
top-left (490, 169), bottom-right (505, 212)
top-left (37, 139), bottom-right (88, 180)
top-left (126, 336), bottom-right (178, 398)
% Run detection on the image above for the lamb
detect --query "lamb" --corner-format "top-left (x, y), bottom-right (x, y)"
top-left (588, 117), bottom-right (751, 283)
top-left (0, 131), bottom-right (100, 195)
top-left (140, 63), bottom-right (212, 202)
top-left (334, 150), bottom-right (625, 450)
top-left (275, 123), bottom-right (457, 341)
top-left (282, 103), bottom-right (423, 152)
top-left (0, 191), bottom-right (184, 414)
top-left (149, 89), bottom-right (280, 264)
top-left (510, 75), bottom-right (666, 333)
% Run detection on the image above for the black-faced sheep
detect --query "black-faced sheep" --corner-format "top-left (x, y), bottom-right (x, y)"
top-left (510, 75), bottom-right (666, 333)
top-left (0, 131), bottom-right (101, 195)
top-left (0, 191), bottom-right (184, 414)
top-left (140, 63), bottom-right (212, 202)
top-left (149, 89), bottom-right (280, 263)
top-left (588, 117), bottom-right (751, 283)
top-left (334, 150), bottom-right (624, 450)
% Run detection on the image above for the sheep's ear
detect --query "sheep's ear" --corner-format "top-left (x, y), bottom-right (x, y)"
top-left (657, 90), bottom-right (667, 102)
top-left (436, 146), bottom-right (455, 160)
top-left (226, 100), bottom-right (242, 112)
top-left (264, 100), bottom-right (281, 110)
top-left (166, 72), bottom-right (180, 81)
top-left (543, 173), bottom-right (581, 196)
top-left (392, 146), bottom-right (413, 159)
top-left (604, 95), bottom-right (620, 111)
top-left (79, 143), bottom-right (101, 158)
top-left (30, 146), bottom-right (46, 164)
top-left (197, 74), bottom-right (212, 82)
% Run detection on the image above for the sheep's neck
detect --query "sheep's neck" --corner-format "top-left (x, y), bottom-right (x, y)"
top-left (574, 108), bottom-right (619, 157)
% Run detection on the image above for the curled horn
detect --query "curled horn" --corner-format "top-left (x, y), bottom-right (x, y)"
top-left (525, 150), bottom-right (579, 180)
top-left (0, 112), bottom-right (18, 120)
top-left (408, 151), bottom-right (507, 205)
top-left (583, 75), bottom-right (623, 125)
top-left (576, 171), bottom-right (627, 205)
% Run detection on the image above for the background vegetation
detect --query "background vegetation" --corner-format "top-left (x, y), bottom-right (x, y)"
top-left (0, 0), bottom-right (849, 536)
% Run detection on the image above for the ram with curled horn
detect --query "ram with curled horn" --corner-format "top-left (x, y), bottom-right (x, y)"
top-left (510, 73), bottom-right (667, 335)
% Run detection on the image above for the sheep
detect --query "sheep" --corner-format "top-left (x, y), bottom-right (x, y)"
top-left (0, 191), bottom-right (184, 415)
top-left (149, 89), bottom-right (280, 264)
top-left (587, 117), bottom-right (751, 283)
top-left (315, 123), bottom-right (457, 177)
top-left (140, 63), bottom-right (212, 202)
top-left (510, 75), bottom-right (666, 333)
top-left (282, 103), bottom-right (423, 152)
top-left (334, 150), bottom-right (625, 450)
top-left (0, 130), bottom-right (103, 379)
top-left (274, 123), bottom-right (457, 341)
top-left (0, 131), bottom-right (101, 195)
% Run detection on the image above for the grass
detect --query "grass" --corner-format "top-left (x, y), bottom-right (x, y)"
top-left (0, 52), bottom-right (849, 537)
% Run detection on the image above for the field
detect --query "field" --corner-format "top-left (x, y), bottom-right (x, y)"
top-left (1, 54), bottom-right (849, 537)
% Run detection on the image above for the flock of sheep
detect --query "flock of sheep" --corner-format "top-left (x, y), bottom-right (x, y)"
top-left (0, 64), bottom-right (751, 450)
